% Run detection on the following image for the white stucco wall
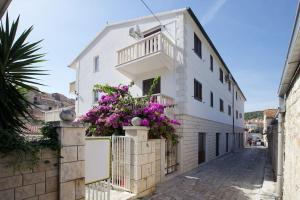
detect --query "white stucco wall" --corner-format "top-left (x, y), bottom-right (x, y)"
top-left (73, 14), bottom-right (181, 115)
top-left (70, 9), bottom-right (245, 128)
top-left (183, 13), bottom-right (245, 128)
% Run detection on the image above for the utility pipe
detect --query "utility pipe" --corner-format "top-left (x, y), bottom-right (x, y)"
top-left (276, 96), bottom-right (285, 199)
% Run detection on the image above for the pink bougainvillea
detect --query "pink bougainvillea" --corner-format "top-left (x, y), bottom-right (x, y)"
top-left (76, 83), bottom-right (179, 143)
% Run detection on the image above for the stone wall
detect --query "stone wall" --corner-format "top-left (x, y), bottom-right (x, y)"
top-left (176, 114), bottom-right (244, 173)
top-left (282, 73), bottom-right (300, 200)
top-left (0, 122), bottom-right (86, 200)
top-left (0, 149), bottom-right (59, 200)
top-left (267, 121), bottom-right (278, 181)
top-left (56, 125), bottom-right (85, 200)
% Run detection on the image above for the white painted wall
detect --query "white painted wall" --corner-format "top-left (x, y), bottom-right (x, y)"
top-left (183, 13), bottom-right (245, 128)
top-left (70, 9), bottom-right (245, 128)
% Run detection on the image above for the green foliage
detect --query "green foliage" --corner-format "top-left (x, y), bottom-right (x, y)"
top-left (244, 111), bottom-right (263, 120)
top-left (0, 14), bottom-right (46, 133)
top-left (0, 122), bottom-right (60, 170)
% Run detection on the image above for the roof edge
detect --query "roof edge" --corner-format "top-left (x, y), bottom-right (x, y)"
top-left (278, 1), bottom-right (300, 96)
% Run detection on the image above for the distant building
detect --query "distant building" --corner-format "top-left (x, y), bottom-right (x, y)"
top-left (25, 88), bottom-right (75, 121)
top-left (263, 109), bottom-right (277, 134)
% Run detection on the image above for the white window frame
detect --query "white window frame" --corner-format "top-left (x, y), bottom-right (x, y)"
top-left (94, 56), bottom-right (99, 73)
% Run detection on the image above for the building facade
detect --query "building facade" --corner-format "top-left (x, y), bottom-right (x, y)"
top-left (276, 1), bottom-right (300, 199)
top-left (69, 8), bottom-right (245, 174)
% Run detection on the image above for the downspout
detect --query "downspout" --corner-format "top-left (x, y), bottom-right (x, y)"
top-left (231, 75), bottom-right (235, 152)
top-left (276, 96), bottom-right (285, 199)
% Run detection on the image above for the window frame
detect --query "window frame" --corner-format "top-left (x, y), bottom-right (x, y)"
top-left (210, 91), bottom-right (213, 107)
top-left (219, 98), bottom-right (224, 112)
top-left (228, 105), bottom-right (231, 116)
top-left (219, 68), bottom-right (224, 83)
top-left (142, 77), bottom-right (161, 96)
top-left (94, 55), bottom-right (100, 73)
top-left (210, 55), bottom-right (213, 72)
top-left (194, 79), bottom-right (202, 102)
top-left (194, 33), bottom-right (202, 59)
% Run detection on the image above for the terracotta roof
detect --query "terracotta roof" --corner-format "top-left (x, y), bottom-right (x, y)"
top-left (264, 109), bottom-right (277, 118)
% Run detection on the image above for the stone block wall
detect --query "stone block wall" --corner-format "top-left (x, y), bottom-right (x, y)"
top-left (0, 148), bottom-right (59, 200)
top-left (151, 139), bottom-right (165, 184)
top-left (124, 126), bottom-right (157, 198)
top-left (282, 73), bottom-right (300, 200)
top-left (56, 125), bottom-right (85, 200)
top-left (176, 114), bottom-right (244, 173)
top-left (0, 122), bottom-right (86, 200)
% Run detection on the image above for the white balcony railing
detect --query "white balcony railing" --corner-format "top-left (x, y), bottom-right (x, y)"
top-left (44, 106), bottom-right (74, 122)
top-left (117, 32), bottom-right (174, 65)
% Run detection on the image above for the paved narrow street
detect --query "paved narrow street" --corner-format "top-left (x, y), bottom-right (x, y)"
top-left (146, 148), bottom-right (275, 200)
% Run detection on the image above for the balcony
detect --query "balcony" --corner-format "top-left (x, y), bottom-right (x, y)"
top-left (116, 32), bottom-right (174, 78)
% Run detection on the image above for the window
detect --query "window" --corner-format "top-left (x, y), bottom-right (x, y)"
top-left (142, 77), bottom-right (161, 96)
top-left (94, 56), bottom-right (99, 72)
top-left (239, 113), bottom-right (242, 119)
top-left (216, 133), bottom-right (220, 156)
top-left (228, 105), bottom-right (231, 116)
top-left (194, 33), bottom-right (202, 58)
top-left (236, 110), bottom-right (238, 119)
top-left (219, 98), bottom-right (224, 112)
top-left (236, 91), bottom-right (238, 100)
top-left (210, 55), bottom-right (213, 71)
top-left (194, 79), bottom-right (202, 101)
top-left (219, 68), bottom-right (224, 83)
top-left (93, 91), bottom-right (99, 103)
top-left (210, 91), bottom-right (213, 107)
top-left (228, 81), bottom-right (231, 91)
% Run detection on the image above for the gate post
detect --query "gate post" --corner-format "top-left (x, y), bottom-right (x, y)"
top-left (123, 126), bottom-right (156, 198)
top-left (55, 121), bottom-right (86, 200)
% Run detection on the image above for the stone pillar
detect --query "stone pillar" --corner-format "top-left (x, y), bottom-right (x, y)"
top-left (123, 126), bottom-right (156, 198)
top-left (56, 121), bottom-right (86, 200)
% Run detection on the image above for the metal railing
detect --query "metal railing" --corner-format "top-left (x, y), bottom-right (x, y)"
top-left (111, 136), bottom-right (132, 191)
top-left (86, 180), bottom-right (111, 200)
top-left (117, 32), bottom-right (174, 65)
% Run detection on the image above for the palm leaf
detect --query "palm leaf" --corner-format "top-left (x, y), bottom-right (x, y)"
top-left (0, 14), bottom-right (46, 133)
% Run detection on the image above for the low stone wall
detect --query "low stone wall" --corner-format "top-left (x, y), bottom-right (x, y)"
top-left (0, 122), bottom-right (86, 200)
top-left (0, 148), bottom-right (59, 200)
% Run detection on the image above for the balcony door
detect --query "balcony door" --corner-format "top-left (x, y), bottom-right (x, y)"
top-left (142, 77), bottom-right (161, 96)
top-left (198, 132), bottom-right (206, 164)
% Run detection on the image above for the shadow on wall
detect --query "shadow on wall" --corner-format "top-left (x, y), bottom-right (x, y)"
top-left (145, 148), bottom-right (266, 200)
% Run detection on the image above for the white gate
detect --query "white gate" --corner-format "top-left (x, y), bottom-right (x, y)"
top-left (85, 137), bottom-right (111, 200)
top-left (111, 136), bottom-right (132, 191)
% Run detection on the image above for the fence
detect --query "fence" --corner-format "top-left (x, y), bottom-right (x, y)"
top-left (86, 180), bottom-right (111, 200)
top-left (111, 136), bottom-right (132, 191)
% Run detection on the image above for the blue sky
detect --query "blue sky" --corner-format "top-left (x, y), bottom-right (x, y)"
top-left (6, 0), bottom-right (298, 112)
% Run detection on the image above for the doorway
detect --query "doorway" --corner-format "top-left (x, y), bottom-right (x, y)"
top-left (216, 133), bottom-right (220, 156)
top-left (198, 132), bottom-right (206, 164)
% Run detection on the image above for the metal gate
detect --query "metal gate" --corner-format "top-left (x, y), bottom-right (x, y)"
top-left (165, 140), bottom-right (178, 175)
top-left (111, 136), bottom-right (132, 191)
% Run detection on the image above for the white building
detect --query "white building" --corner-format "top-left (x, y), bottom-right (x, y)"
top-left (69, 8), bottom-right (246, 174)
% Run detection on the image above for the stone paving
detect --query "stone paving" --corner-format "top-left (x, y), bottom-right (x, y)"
top-left (145, 147), bottom-right (274, 200)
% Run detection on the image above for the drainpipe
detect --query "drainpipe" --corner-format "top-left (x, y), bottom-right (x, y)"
top-left (276, 96), bottom-right (285, 199)
top-left (230, 74), bottom-right (235, 152)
